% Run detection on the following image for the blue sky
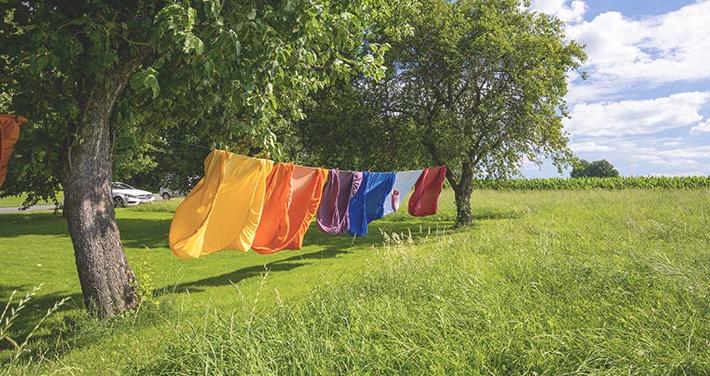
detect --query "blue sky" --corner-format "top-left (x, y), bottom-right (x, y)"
top-left (524, 0), bottom-right (710, 177)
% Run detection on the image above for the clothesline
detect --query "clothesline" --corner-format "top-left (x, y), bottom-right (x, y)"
top-left (169, 149), bottom-right (447, 259)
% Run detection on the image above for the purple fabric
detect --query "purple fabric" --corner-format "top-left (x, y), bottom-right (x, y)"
top-left (317, 170), bottom-right (363, 234)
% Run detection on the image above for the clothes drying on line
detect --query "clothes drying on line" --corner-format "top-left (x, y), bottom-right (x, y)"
top-left (348, 171), bottom-right (396, 237)
top-left (408, 166), bottom-right (447, 217)
top-left (0, 114), bottom-right (28, 187)
top-left (317, 170), bottom-right (363, 235)
top-left (169, 150), bottom-right (274, 259)
top-left (252, 164), bottom-right (327, 254)
top-left (382, 169), bottom-right (423, 216)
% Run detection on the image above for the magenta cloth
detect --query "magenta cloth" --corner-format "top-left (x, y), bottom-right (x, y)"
top-left (317, 169), bottom-right (363, 234)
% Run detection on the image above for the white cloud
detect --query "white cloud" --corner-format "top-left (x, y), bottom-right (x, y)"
top-left (565, 91), bottom-right (710, 137)
top-left (562, 1), bottom-right (710, 102)
top-left (527, 2), bottom-right (710, 177)
top-left (530, 0), bottom-right (587, 23)
top-left (690, 120), bottom-right (710, 134)
top-left (569, 141), bottom-right (611, 152)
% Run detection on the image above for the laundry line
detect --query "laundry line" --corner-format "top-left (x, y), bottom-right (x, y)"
top-left (169, 149), bottom-right (447, 259)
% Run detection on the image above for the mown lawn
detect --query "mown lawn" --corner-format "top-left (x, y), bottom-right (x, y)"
top-left (0, 193), bottom-right (63, 208)
top-left (1, 189), bottom-right (709, 375)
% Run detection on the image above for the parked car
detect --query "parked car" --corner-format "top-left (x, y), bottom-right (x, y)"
top-left (158, 187), bottom-right (185, 201)
top-left (111, 182), bottom-right (155, 207)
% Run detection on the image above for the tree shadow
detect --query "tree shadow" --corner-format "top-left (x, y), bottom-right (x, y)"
top-left (473, 210), bottom-right (525, 221)
top-left (0, 205), bottom-right (523, 358)
top-left (157, 246), bottom-right (351, 296)
top-left (0, 285), bottom-right (83, 352)
top-left (156, 217), bottom-right (458, 296)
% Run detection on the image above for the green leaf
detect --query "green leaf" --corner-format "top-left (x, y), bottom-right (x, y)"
top-left (228, 29), bottom-right (241, 56)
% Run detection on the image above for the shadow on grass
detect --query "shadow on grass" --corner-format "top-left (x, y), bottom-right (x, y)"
top-left (0, 206), bottom-right (523, 359)
top-left (0, 286), bottom-right (83, 352)
top-left (158, 246), bottom-right (351, 295)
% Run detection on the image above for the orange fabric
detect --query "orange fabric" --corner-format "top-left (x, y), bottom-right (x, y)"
top-left (0, 114), bottom-right (28, 188)
top-left (251, 163), bottom-right (294, 253)
top-left (252, 165), bottom-right (328, 254)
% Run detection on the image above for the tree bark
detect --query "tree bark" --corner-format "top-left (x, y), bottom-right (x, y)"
top-left (61, 56), bottom-right (145, 318)
top-left (452, 160), bottom-right (474, 228)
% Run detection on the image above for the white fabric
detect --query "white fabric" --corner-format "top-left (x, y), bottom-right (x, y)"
top-left (382, 170), bottom-right (423, 216)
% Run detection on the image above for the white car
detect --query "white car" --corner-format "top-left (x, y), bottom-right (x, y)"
top-left (111, 182), bottom-right (155, 207)
top-left (158, 187), bottom-right (185, 201)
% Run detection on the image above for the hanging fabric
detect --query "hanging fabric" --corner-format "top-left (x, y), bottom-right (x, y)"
top-left (169, 150), bottom-right (274, 259)
top-left (0, 114), bottom-right (28, 188)
top-left (382, 170), bottom-right (423, 216)
top-left (252, 164), bottom-right (327, 254)
top-left (348, 172), bottom-right (396, 236)
top-left (251, 163), bottom-right (294, 253)
top-left (317, 169), bottom-right (363, 235)
top-left (408, 166), bottom-right (447, 217)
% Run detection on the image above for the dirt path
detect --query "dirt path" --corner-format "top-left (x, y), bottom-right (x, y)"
top-left (0, 204), bottom-right (58, 214)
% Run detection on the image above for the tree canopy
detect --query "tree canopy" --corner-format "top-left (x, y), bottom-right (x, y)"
top-left (300, 0), bottom-right (586, 225)
top-left (1, 0), bottom-right (406, 203)
top-left (0, 0), bottom-right (410, 317)
top-left (571, 159), bottom-right (620, 178)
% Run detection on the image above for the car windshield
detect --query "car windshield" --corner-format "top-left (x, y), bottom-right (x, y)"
top-left (112, 183), bottom-right (134, 190)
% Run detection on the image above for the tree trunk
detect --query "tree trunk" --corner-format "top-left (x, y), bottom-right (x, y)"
top-left (453, 183), bottom-right (473, 227)
top-left (452, 160), bottom-right (474, 228)
top-left (61, 57), bottom-right (144, 318)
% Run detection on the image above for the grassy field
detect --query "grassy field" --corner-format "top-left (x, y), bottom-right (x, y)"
top-left (0, 193), bottom-right (63, 208)
top-left (1, 189), bottom-right (709, 374)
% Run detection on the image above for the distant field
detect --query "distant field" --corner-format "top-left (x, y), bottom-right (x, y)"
top-left (1, 189), bottom-right (708, 374)
top-left (0, 193), bottom-right (63, 208)
top-left (473, 176), bottom-right (710, 190)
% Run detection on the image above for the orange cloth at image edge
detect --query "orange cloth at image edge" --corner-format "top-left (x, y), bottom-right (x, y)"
top-left (169, 150), bottom-right (274, 259)
top-left (0, 114), bottom-right (28, 187)
top-left (252, 165), bottom-right (328, 254)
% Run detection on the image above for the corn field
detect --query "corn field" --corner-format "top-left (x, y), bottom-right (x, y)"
top-left (472, 176), bottom-right (710, 190)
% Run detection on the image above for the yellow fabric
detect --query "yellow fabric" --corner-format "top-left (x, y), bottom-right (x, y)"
top-left (169, 150), bottom-right (274, 259)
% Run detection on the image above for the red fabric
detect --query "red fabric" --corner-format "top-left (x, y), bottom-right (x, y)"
top-left (0, 114), bottom-right (28, 188)
top-left (408, 166), bottom-right (447, 217)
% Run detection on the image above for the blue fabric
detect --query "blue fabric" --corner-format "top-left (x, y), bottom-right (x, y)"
top-left (348, 172), bottom-right (396, 236)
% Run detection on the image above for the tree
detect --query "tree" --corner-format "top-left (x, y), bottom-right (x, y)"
top-left (570, 159), bottom-right (591, 178)
top-left (571, 159), bottom-right (619, 178)
top-left (301, 0), bottom-right (585, 226)
top-left (1, 0), bottom-right (405, 318)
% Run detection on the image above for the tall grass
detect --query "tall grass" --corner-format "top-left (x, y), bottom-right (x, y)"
top-left (130, 218), bottom-right (710, 375)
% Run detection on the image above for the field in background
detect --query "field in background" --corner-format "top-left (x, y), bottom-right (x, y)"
top-left (0, 193), bottom-right (63, 208)
top-left (1, 189), bottom-right (709, 374)
top-left (473, 176), bottom-right (710, 190)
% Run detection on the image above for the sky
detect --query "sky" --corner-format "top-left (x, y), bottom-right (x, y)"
top-left (523, 0), bottom-right (710, 177)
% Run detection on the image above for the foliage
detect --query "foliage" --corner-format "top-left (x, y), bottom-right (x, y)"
top-left (571, 159), bottom-right (620, 178)
top-left (297, 82), bottom-right (428, 170)
top-left (299, 0), bottom-right (586, 225)
top-left (0, 0), bottom-right (411, 204)
top-left (472, 176), bottom-right (710, 190)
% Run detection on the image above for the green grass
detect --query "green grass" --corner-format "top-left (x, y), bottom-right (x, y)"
top-left (1, 189), bottom-right (709, 374)
top-left (0, 193), bottom-right (63, 208)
